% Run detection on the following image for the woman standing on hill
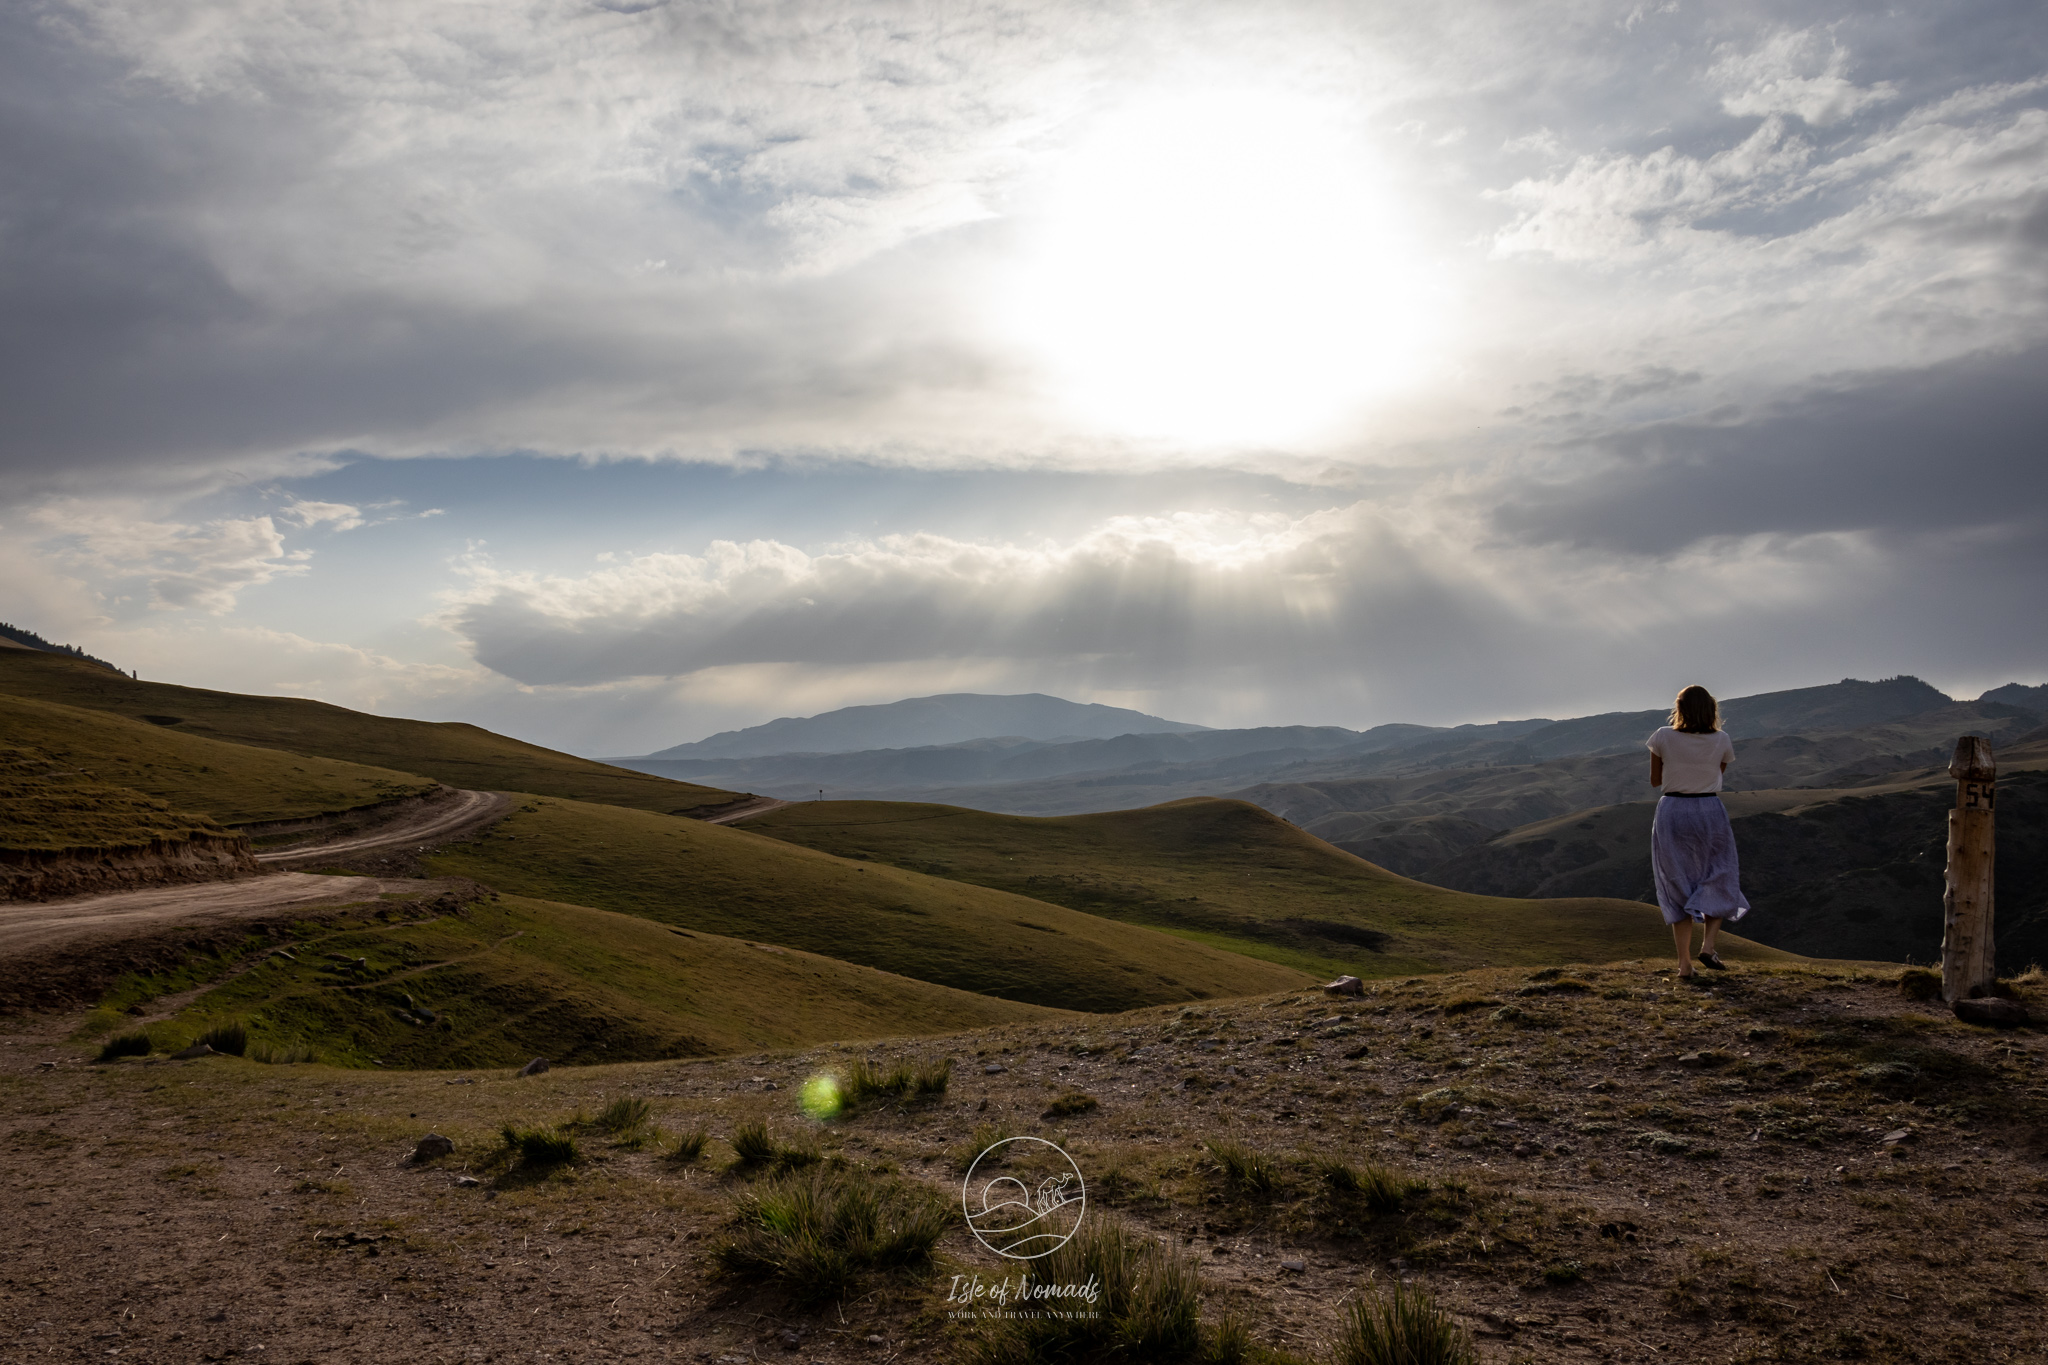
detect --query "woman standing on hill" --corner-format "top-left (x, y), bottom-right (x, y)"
top-left (1648, 685), bottom-right (1750, 980)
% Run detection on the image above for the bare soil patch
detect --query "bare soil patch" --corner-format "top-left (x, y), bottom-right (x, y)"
top-left (4, 960), bottom-right (2046, 1362)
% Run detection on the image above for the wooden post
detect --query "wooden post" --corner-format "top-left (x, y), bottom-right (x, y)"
top-left (1941, 735), bottom-right (1997, 1002)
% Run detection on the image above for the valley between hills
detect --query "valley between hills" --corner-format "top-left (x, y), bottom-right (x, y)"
top-left (4, 643), bottom-right (2045, 1363)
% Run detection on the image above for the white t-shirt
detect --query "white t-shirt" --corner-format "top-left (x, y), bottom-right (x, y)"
top-left (1647, 726), bottom-right (1734, 795)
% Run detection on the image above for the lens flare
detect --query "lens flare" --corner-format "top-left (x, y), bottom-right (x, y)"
top-left (800, 1073), bottom-right (843, 1120)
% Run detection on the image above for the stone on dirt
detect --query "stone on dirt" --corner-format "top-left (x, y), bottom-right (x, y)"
top-left (170, 1043), bottom-right (216, 1060)
top-left (518, 1057), bottom-right (550, 1076)
top-left (1953, 997), bottom-right (2029, 1027)
top-left (412, 1133), bottom-right (455, 1161)
top-left (1322, 975), bottom-right (1364, 996)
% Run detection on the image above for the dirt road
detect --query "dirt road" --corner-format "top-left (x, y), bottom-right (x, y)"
top-left (0, 873), bottom-right (453, 960)
top-left (255, 787), bottom-right (510, 865)
top-left (697, 794), bottom-right (792, 824)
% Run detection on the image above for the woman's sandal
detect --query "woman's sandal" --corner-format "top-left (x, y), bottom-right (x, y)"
top-left (1697, 952), bottom-right (1728, 971)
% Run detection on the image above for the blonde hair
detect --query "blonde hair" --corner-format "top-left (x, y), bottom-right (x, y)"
top-left (1670, 685), bottom-right (1720, 735)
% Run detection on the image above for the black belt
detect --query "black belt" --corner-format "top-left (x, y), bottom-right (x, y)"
top-left (1663, 791), bottom-right (1720, 798)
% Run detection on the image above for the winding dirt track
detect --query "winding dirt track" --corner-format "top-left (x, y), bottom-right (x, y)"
top-left (697, 794), bottom-right (792, 824)
top-left (254, 788), bottom-right (511, 864)
top-left (0, 873), bottom-right (446, 960)
top-left (1, 789), bottom-right (509, 963)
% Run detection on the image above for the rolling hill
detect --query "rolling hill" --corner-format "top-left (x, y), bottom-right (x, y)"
top-left (0, 691), bottom-right (436, 827)
top-left (93, 890), bottom-right (1063, 1069)
top-left (0, 650), bottom-right (745, 816)
top-left (743, 796), bottom-right (1798, 975)
top-left (418, 795), bottom-right (1313, 1011)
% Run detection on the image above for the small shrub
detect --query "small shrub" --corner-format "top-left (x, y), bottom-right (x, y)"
top-left (665, 1127), bottom-right (709, 1164)
top-left (1205, 1138), bottom-right (1279, 1198)
top-left (594, 1096), bottom-right (653, 1134)
top-left (1335, 1280), bottom-right (1478, 1365)
top-left (711, 1166), bottom-right (947, 1305)
top-left (1543, 1259), bottom-right (1585, 1285)
top-left (196, 1021), bottom-right (248, 1056)
top-left (500, 1125), bottom-right (579, 1168)
top-left (96, 1032), bottom-right (152, 1063)
top-left (1042, 1090), bottom-right (1099, 1119)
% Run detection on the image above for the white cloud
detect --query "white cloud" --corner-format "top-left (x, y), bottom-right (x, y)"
top-left (30, 503), bottom-right (310, 613)
top-left (281, 499), bottom-right (364, 531)
top-left (1712, 29), bottom-right (1898, 127)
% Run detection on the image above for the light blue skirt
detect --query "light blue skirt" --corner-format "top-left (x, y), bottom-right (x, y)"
top-left (1650, 795), bottom-right (1751, 926)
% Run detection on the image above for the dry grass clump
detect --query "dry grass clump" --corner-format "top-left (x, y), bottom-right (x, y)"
top-left (95, 1032), bottom-right (151, 1062)
top-left (498, 1125), bottom-right (580, 1169)
top-left (710, 1165), bottom-right (946, 1305)
top-left (846, 1055), bottom-right (952, 1104)
top-left (962, 1217), bottom-right (1247, 1365)
top-left (195, 1020), bottom-right (248, 1056)
top-left (1335, 1281), bottom-right (1477, 1365)
top-left (1205, 1138), bottom-right (1280, 1198)
top-left (664, 1127), bottom-right (709, 1165)
top-left (729, 1120), bottom-right (822, 1173)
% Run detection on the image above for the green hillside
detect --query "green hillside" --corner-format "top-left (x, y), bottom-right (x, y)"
top-left (91, 891), bottom-right (1062, 1069)
top-left (0, 650), bottom-right (744, 816)
top-left (1, 751), bottom-right (228, 854)
top-left (0, 692), bottom-right (434, 829)
top-left (747, 797), bottom-right (1800, 974)
top-left (420, 796), bottom-right (1312, 1010)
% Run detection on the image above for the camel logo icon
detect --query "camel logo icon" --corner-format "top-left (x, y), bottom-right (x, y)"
top-left (962, 1136), bottom-right (1087, 1260)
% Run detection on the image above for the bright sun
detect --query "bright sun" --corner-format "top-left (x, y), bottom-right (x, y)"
top-left (996, 89), bottom-right (1440, 446)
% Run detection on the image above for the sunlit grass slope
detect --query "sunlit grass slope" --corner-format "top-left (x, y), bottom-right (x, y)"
top-left (0, 650), bottom-right (743, 816)
top-left (748, 797), bottom-right (1801, 976)
top-left (0, 692), bottom-right (435, 828)
top-left (421, 797), bottom-right (1311, 1010)
top-left (1, 757), bottom-right (228, 853)
top-left (88, 892), bottom-right (1061, 1069)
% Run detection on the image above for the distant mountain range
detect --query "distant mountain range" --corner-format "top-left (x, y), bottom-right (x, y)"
top-left (614, 674), bottom-right (2006, 809)
top-left (614, 672), bottom-right (2048, 973)
top-left (636, 692), bottom-right (1208, 760)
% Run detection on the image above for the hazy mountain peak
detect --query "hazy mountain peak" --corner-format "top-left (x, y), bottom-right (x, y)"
top-left (644, 693), bottom-right (1208, 760)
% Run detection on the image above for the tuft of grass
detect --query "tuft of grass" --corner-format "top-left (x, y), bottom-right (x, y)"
top-left (1441, 997), bottom-right (1495, 1016)
top-left (95, 1032), bottom-right (152, 1062)
top-left (500, 1125), bottom-right (579, 1168)
top-left (1314, 1155), bottom-right (1420, 1214)
top-left (1543, 1259), bottom-right (1586, 1285)
top-left (1042, 1089), bottom-right (1099, 1119)
top-left (1205, 1138), bottom-right (1280, 1198)
top-left (964, 1217), bottom-right (1248, 1365)
top-left (845, 1056), bottom-right (952, 1106)
top-left (1335, 1280), bottom-right (1478, 1365)
top-left (196, 1021), bottom-right (248, 1056)
top-left (710, 1165), bottom-right (947, 1305)
top-left (249, 1042), bottom-right (317, 1065)
top-left (593, 1096), bottom-right (653, 1135)
top-left (729, 1121), bottom-right (821, 1173)
top-left (665, 1127), bottom-right (709, 1165)
top-left (1898, 968), bottom-right (1942, 1001)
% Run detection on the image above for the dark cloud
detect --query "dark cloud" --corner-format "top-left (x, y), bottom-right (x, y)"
top-left (1490, 342), bottom-right (2048, 554)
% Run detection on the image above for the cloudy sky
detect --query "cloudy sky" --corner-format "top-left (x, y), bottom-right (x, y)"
top-left (4, 0), bottom-right (2045, 755)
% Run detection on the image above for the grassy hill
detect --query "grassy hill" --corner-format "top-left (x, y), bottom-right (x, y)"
top-left (0, 692), bottom-right (435, 829)
top-left (419, 796), bottom-right (1312, 1011)
top-left (746, 797), bottom-right (1799, 975)
top-left (87, 890), bottom-right (1063, 1069)
top-left (0, 650), bottom-right (744, 816)
top-left (0, 751), bottom-right (229, 854)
